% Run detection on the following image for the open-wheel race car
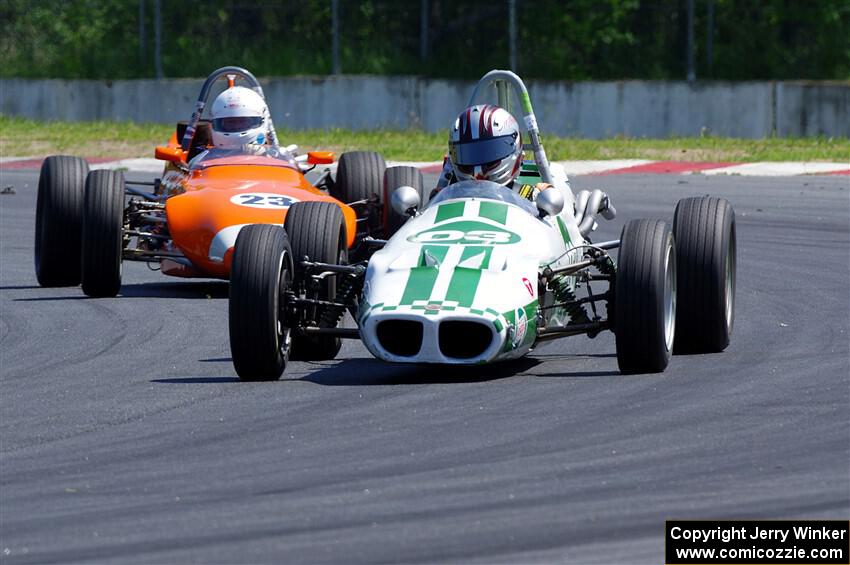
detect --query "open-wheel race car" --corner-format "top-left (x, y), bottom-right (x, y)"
top-left (34, 66), bottom-right (411, 298)
top-left (228, 70), bottom-right (737, 379)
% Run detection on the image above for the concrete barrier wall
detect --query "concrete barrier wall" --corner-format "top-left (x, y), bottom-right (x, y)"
top-left (1, 76), bottom-right (847, 138)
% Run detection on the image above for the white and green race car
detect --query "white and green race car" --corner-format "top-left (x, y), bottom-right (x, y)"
top-left (227, 70), bottom-right (736, 380)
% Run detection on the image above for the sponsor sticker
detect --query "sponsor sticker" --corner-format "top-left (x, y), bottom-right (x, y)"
top-left (522, 277), bottom-right (534, 297)
top-left (512, 307), bottom-right (527, 347)
top-left (230, 193), bottom-right (299, 209)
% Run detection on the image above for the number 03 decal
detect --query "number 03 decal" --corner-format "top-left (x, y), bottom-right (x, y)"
top-left (230, 193), bottom-right (300, 209)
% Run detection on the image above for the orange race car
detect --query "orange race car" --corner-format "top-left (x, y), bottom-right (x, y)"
top-left (34, 66), bottom-right (420, 299)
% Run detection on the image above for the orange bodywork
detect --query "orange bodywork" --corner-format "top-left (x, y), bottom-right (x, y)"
top-left (162, 152), bottom-right (355, 279)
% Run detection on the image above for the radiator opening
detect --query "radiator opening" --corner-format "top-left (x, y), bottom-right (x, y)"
top-left (376, 320), bottom-right (423, 357)
top-left (439, 321), bottom-right (493, 359)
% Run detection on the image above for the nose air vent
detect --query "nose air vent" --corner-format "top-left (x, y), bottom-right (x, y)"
top-left (376, 320), bottom-right (423, 357)
top-left (439, 321), bottom-right (493, 359)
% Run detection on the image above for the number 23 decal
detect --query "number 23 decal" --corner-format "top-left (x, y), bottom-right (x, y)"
top-left (230, 193), bottom-right (300, 209)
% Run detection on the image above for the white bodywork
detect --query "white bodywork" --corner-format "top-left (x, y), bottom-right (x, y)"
top-left (359, 168), bottom-right (587, 364)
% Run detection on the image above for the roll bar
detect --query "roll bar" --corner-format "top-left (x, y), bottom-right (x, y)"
top-left (180, 66), bottom-right (279, 152)
top-left (465, 70), bottom-right (554, 185)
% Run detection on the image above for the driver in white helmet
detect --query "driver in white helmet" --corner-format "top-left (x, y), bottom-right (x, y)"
top-left (206, 85), bottom-right (296, 165)
top-left (434, 104), bottom-right (545, 201)
top-left (209, 85), bottom-right (272, 149)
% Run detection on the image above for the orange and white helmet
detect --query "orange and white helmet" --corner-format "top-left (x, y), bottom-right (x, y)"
top-left (209, 86), bottom-right (269, 149)
top-left (448, 104), bottom-right (523, 186)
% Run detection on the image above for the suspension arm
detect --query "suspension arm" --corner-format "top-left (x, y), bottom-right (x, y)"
top-left (297, 327), bottom-right (361, 339)
top-left (298, 261), bottom-right (366, 276)
top-left (536, 321), bottom-right (610, 341)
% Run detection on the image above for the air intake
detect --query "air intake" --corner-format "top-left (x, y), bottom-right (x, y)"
top-left (439, 321), bottom-right (493, 359)
top-left (376, 320), bottom-right (423, 357)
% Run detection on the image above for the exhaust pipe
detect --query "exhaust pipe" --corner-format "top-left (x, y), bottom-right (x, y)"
top-left (574, 189), bottom-right (617, 236)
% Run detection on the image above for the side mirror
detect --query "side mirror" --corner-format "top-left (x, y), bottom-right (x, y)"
top-left (536, 187), bottom-right (564, 218)
top-left (307, 151), bottom-right (335, 165)
top-left (391, 186), bottom-right (421, 217)
top-left (155, 145), bottom-right (188, 164)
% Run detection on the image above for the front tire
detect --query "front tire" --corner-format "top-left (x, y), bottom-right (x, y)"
top-left (673, 196), bottom-right (736, 353)
top-left (284, 201), bottom-right (348, 360)
top-left (615, 219), bottom-right (677, 374)
top-left (332, 151), bottom-right (386, 204)
top-left (333, 151), bottom-right (386, 236)
top-left (229, 224), bottom-right (294, 381)
top-left (34, 155), bottom-right (89, 286)
top-left (81, 170), bottom-right (125, 298)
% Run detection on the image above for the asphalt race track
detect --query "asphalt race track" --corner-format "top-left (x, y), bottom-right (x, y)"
top-left (1, 168), bottom-right (848, 563)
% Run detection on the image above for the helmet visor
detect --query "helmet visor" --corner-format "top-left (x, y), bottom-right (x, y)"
top-left (213, 116), bottom-right (263, 133)
top-left (449, 134), bottom-right (517, 166)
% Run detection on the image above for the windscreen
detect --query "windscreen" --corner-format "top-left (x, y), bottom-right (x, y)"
top-left (189, 146), bottom-right (296, 170)
top-left (428, 179), bottom-right (537, 216)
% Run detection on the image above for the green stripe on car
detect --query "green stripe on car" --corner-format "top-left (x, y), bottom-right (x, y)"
top-left (434, 201), bottom-right (465, 223)
top-left (478, 201), bottom-right (507, 224)
top-left (400, 267), bottom-right (439, 305)
top-left (457, 245), bottom-right (494, 269)
top-left (556, 216), bottom-right (572, 246)
top-left (444, 267), bottom-right (482, 307)
top-left (419, 245), bottom-right (450, 266)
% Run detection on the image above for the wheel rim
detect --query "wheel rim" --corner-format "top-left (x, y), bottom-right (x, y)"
top-left (275, 252), bottom-right (292, 357)
top-left (663, 241), bottom-right (677, 352)
top-left (724, 228), bottom-right (736, 331)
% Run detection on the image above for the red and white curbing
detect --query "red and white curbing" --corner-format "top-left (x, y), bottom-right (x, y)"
top-left (1, 156), bottom-right (848, 176)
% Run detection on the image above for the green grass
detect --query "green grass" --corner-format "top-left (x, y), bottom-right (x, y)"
top-left (2, 115), bottom-right (848, 162)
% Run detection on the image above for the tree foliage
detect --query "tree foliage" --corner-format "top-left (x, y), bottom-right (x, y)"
top-left (1, 0), bottom-right (847, 80)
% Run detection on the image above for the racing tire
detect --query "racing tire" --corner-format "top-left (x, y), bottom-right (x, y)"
top-left (332, 151), bottom-right (386, 204)
top-left (229, 224), bottom-right (294, 381)
top-left (34, 155), bottom-right (89, 286)
top-left (614, 219), bottom-right (677, 374)
top-left (383, 165), bottom-right (426, 238)
top-left (81, 170), bottom-right (125, 298)
top-left (672, 196), bottom-right (736, 353)
top-left (284, 201), bottom-right (348, 360)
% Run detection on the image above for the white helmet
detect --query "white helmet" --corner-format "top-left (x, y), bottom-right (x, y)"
top-left (209, 86), bottom-right (269, 149)
top-left (448, 104), bottom-right (523, 186)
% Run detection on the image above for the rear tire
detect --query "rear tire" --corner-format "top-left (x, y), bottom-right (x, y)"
top-left (34, 155), bottom-right (88, 286)
top-left (229, 224), bottom-right (294, 381)
top-left (673, 196), bottom-right (736, 353)
top-left (81, 170), bottom-right (125, 298)
top-left (383, 165), bottom-right (426, 237)
top-left (285, 201), bottom-right (348, 360)
top-left (615, 219), bottom-right (677, 374)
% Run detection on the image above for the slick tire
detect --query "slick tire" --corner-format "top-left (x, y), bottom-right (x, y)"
top-left (34, 155), bottom-right (89, 286)
top-left (81, 170), bottom-right (125, 298)
top-left (229, 224), bottom-right (294, 381)
top-left (673, 196), bottom-right (736, 353)
top-left (332, 151), bottom-right (386, 204)
top-left (615, 219), bottom-right (677, 374)
top-left (284, 201), bottom-right (348, 360)
top-left (383, 165), bottom-right (426, 238)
